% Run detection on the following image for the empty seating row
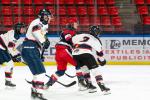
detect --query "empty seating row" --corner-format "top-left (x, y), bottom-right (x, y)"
top-left (1, 0), bottom-right (115, 5)
top-left (135, 0), bottom-right (150, 5)
top-left (1, 6), bottom-right (119, 16)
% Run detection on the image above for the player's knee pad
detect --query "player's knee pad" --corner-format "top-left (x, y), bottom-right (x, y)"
top-left (55, 70), bottom-right (65, 77)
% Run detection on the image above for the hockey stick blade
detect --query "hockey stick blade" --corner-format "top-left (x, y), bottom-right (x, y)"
top-left (65, 73), bottom-right (76, 78)
top-left (45, 74), bottom-right (76, 87)
top-left (25, 79), bottom-right (32, 84)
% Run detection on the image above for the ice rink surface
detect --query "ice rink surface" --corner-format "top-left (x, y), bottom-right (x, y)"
top-left (0, 65), bottom-right (150, 100)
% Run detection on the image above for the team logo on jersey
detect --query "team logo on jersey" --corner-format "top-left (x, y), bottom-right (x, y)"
top-left (110, 40), bottom-right (121, 49)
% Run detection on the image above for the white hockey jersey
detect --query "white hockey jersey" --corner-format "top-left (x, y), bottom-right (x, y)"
top-left (0, 30), bottom-right (20, 56)
top-left (72, 33), bottom-right (102, 55)
top-left (26, 18), bottom-right (48, 44)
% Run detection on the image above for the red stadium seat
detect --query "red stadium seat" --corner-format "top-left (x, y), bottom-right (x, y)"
top-left (76, 0), bottom-right (84, 5)
top-left (46, 6), bottom-right (55, 15)
top-left (3, 17), bottom-right (13, 26)
top-left (65, 0), bottom-right (74, 5)
top-left (101, 16), bottom-right (111, 26)
top-left (146, 0), bottom-right (150, 4)
top-left (43, 0), bottom-right (55, 4)
top-left (79, 17), bottom-right (90, 26)
top-left (97, 0), bottom-right (105, 5)
top-left (24, 0), bottom-right (32, 5)
top-left (1, 0), bottom-right (10, 4)
top-left (57, 0), bottom-right (65, 5)
top-left (11, 0), bottom-right (20, 4)
top-left (98, 6), bottom-right (108, 15)
top-left (34, 0), bottom-right (43, 5)
top-left (13, 17), bottom-right (25, 24)
top-left (89, 17), bottom-right (101, 25)
top-left (2, 6), bottom-right (12, 15)
top-left (24, 17), bottom-right (35, 24)
top-left (13, 6), bottom-right (23, 15)
top-left (68, 7), bottom-right (77, 15)
top-left (35, 6), bottom-right (45, 14)
top-left (108, 6), bottom-right (119, 16)
top-left (59, 17), bottom-right (68, 25)
top-left (105, 0), bottom-right (115, 5)
top-left (135, 0), bottom-right (144, 5)
top-left (23, 6), bottom-right (34, 15)
top-left (78, 7), bottom-right (87, 15)
top-left (85, 0), bottom-right (94, 5)
top-left (143, 16), bottom-right (150, 25)
top-left (58, 6), bottom-right (66, 15)
top-left (112, 16), bottom-right (122, 26)
top-left (137, 6), bottom-right (149, 15)
top-left (87, 6), bottom-right (96, 15)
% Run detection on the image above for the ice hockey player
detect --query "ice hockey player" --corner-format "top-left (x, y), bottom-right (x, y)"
top-left (44, 17), bottom-right (89, 91)
top-left (0, 22), bottom-right (26, 87)
top-left (21, 9), bottom-right (53, 100)
top-left (72, 25), bottom-right (110, 94)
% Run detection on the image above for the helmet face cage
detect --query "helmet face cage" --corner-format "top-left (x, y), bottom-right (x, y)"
top-left (38, 9), bottom-right (52, 25)
top-left (89, 26), bottom-right (101, 36)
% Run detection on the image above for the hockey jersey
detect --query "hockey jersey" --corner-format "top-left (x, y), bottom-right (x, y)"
top-left (25, 18), bottom-right (48, 44)
top-left (0, 30), bottom-right (20, 56)
top-left (72, 33), bottom-right (103, 55)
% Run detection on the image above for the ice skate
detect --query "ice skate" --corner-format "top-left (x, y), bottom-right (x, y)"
top-left (5, 80), bottom-right (16, 87)
top-left (87, 82), bottom-right (97, 93)
top-left (31, 88), bottom-right (47, 100)
top-left (98, 83), bottom-right (111, 95)
top-left (78, 79), bottom-right (88, 91)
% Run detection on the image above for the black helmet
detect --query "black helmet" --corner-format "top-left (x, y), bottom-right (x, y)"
top-left (13, 22), bottom-right (26, 40)
top-left (38, 9), bottom-right (52, 25)
top-left (89, 25), bottom-right (101, 36)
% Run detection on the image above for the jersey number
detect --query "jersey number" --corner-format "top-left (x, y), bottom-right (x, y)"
top-left (80, 36), bottom-right (89, 42)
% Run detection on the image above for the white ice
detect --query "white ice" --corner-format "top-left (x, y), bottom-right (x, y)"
top-left (0, 65), bottom-right (150, 100)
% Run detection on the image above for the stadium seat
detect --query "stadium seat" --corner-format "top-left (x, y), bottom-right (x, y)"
top-left (98, 6), bottom-right (108, 15)
top-left (89, 16), bottom-right (101, 25)
top-left (101, 16), bottom-right (111, 26)
top-left (24, 17), bottom-right (35, 24)
top-left (108, 6), bottom-right (119, 16)
top-left (13, 6), bottom-right (23, 15)
top-left (87, 6), bottom-right (96, 15)
top-left (23, 6), bottom-right (34, 15)
top-left (11, 0), bottom-right (20, 4)
top-left (85, 0), bottom-right (94, 5)
top-left (44, 0), bottom-right (55, 4)
top-left (78, 6), bottom-right (87, 15)
top-left (67, 7), bottom-right (77, 15)
top-left (1, 0), bottom-right (10, 4)
top-left (146, 0), bottom-right (150, 4)
top-left (3, 17), bottom-right (13, 26)
top-left (46, 6), bottom-right (55, 15)
top-left (58, 6), bottom-right (66, 15)
top-left (34, 0), bottom-right (43, 5)
top-left (143, 16), bottom-right (150, 25)
top-left (35, 6), bottom-right (45, 14)
top-left (134, 0), bottom-right (144, 5)
top-left (76, 0), bottom-right (84, 5)
top-left (112, 16), bottom-right (122, 26)
top-left (79, 17), bottom-right (90, 26)
top-left (97, 0), bottom-right (105, 5)
top-left (24, 0), bottom-right (32, 5)
top-left (13, 17), bottom-right (25, 24)
top-left (57, 0), bottom-right (65, 5)
top-left (137, 6), bottom-right (149, 15)
top-left (59, 17), bottom-right (68, 25)
top-left (65, 0), bottom-right (74, 5)
top-left (105, 0), bottom-right (115, 5)
top-left (2, 6), bottom-right (12, 15)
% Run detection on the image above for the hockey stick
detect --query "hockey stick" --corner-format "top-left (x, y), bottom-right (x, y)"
top-left (65, 73), bottom-right (76, 78)
top-left (45, 74), bottom-right (76, 87)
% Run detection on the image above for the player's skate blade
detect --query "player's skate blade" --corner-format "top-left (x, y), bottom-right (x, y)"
top-left (31, 88), bottom-right (47, 100)
top-left (5, 80), bottom-right (16, 88)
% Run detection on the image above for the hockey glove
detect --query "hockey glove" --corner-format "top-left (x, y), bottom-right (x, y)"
top-left (97, 58), bottom-right (106, 66)
top-left (42, 38), bottom-right (50, 49)
top-left (11, 54), bottom-right (22, 62)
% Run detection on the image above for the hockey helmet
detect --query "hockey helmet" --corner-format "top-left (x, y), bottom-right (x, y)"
top-left (38, 9), bottom-right (52, 25)
top-left (89, 25), bottom-right (101, 36)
